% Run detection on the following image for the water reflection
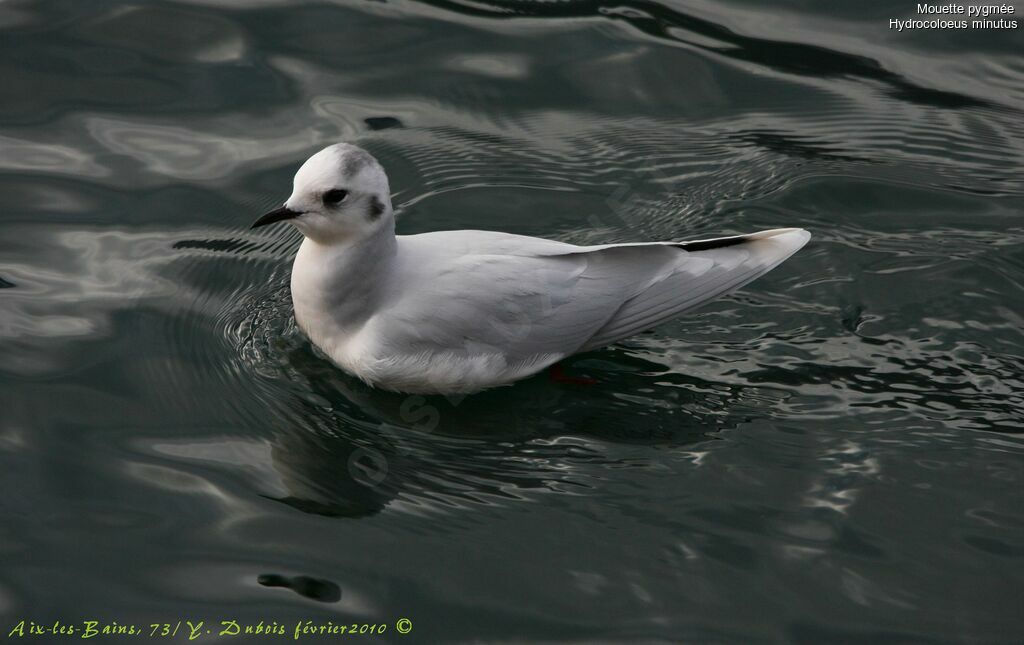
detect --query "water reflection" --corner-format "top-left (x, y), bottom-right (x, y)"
top-left (247, 345), bottom-right (744, 519)
top-left (0, 135), bottom-right (109, 177)
top-left (79, 5), bottom-right (248, 64)
top-left (257, 573), bottom-right (342, 602)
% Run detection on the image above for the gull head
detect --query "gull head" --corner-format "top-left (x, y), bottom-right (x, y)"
top-left (252, 143), bottom-right (392, 243)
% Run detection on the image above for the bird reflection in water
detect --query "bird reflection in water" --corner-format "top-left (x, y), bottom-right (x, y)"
top-left (258, 343), bottom-right (763, 519)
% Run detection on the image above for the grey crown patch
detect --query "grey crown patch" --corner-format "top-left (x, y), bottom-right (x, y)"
top-left (342, 148), bottom-right (376, 179)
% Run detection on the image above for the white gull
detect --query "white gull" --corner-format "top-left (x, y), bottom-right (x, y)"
top-left (252, 143), bottom-right (810, 394)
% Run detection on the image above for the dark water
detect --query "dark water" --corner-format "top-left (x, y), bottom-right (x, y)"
top-left (2, 0), bottom-right (1023, 642)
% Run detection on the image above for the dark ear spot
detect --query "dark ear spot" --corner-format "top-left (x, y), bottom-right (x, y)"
top-left (368, 196), bottom-right (385, 219)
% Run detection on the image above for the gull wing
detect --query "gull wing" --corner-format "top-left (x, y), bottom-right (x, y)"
top-left (382, 228), bottom-right (809, 370)
top-left (577, 228), bottom-right (811, 350)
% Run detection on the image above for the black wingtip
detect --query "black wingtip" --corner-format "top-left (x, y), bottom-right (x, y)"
top-left (676, 235), bottom-right (749, 252)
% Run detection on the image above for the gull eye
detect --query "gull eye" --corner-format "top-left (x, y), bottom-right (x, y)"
top-left (323, 189), bottom-right (348, 206)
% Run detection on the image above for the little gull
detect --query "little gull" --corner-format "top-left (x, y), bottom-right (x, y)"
top-left (252, 143), bottom-right (810, 394)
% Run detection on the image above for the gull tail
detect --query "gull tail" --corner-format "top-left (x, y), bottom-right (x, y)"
top-left (579, 228), bottom-right (811, 351)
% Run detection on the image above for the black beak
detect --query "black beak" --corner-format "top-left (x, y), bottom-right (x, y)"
top-left (251, 206), bottom-right (303, 229)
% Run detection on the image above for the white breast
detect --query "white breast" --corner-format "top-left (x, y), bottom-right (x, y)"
top-left (290, 233), bottom-right (414, 389)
